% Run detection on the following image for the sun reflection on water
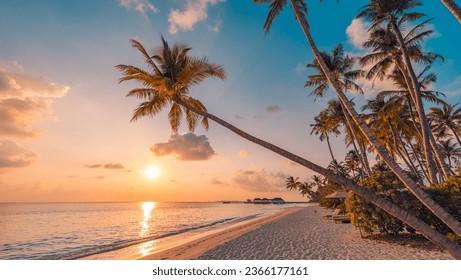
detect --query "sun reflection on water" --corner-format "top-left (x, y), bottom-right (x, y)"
top-left (140, 202), bottom-right (155, 237)
top-left (138, 202), bottom-right (157, 256)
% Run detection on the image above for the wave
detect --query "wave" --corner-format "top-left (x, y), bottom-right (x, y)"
top-left (35, 216), bottom-right (241, 260)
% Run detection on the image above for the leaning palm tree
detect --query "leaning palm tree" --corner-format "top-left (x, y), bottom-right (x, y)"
top-left (441, 0), bottom-right (461, 24)
top-left (118, 36), bottom-right (461, 258)
top-left (254, 0), bottom-right (461, 237)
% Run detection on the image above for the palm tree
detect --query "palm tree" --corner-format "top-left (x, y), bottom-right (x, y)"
top-left (116, 37), bottom-right (225, 132)
top-left (254, 0), bottom-right (461, 238)
top-left (305, 44), bottom-right (364, 98)
top-left (118, 35), bottom-right (461, 258)
top-left (304, 44), bottom-right (371, 176)
top-left (310, 110), bottom-right (340, 162)
top-left (441, 0), bottom-right (461, 24)
top-left (428, 103), bottom-right (461, 147)
top-left (286, 176), bottom-right (303, 191)
top-left (357, 0), bottom-right (440, 184)
top-left (438, 139), bottom-right (461, 171)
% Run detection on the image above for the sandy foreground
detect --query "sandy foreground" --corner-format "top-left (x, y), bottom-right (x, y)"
top-left (141, 205), bottom-right (452, 260)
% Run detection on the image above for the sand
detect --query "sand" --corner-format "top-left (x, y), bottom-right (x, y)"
top-left (141, 205), bottom-right (453, 260)
top-left (139, 206), bottom-right (302, 260)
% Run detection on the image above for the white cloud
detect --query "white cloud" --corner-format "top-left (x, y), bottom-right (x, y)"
top-left (150, 133), bottom-right (215, 161)
top-left (120, 0), bottom-right (158, 15)
top-left (0, 140), bottom-right (37, 169)
top-left (168, 0), bottom-right (223, 34)
top-left (294, 63), bottom-right (306, 74)
top-left (231, 169), bottom-right (289, 192)
top-left (346, 18), bottom-right (370, 50)
top-left (208, 19), bottom-right (222, 33)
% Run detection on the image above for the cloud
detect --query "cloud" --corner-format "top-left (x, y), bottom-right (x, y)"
top-left (84, 162), bottom-right (126, 169)
top-left (231, 169), bottom-right (289, 192)
top-left (120, 0), bottom-right (158, 15)
top-left (168, 0), bottom-right (223, 34)
top-left (92, 176), bottom-right (105, 179)
top-left (0, 140), bottom-right (37, 168)
top-left (265, 105), bottom-right (281, 114)
top-left (150, 133), bottom-right (215, 161)
top-left (0, 58), bottom-right (24, 72)
top-left (346, 18), bottom-right (370, 49)
top-left (294, 63), bottom-right (306, 74)
top-left (210, 178), bottom-right (224, 185)
top-left (208, 20), bottom-right (222, 33)
top-left (238, 150), bottom-right (250, 158)
top-left (0, 70), bottom-right (70, 138)
top-left (234, 114), bottom-right (243, 120)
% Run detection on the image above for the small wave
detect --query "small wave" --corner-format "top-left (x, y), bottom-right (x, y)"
top-left (36, 217), bottom-right (237, 260)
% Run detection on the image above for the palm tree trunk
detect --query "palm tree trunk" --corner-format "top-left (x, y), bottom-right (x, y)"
top-left (175, 96), bottom-right (461, 259)
top-left (398, 134), bottom-right (423, 182)
top-left (441, 0), bottom-right (461, 24)
top-left (430, 134), bottom-right (452, 177)
top-left (451, 127), bottom-right (461, 147)
top-left (326, 136), bottom-right (336, 163)
top-left (390, 20), bottom-right (438, 184)
top-left (340, 101), bottom-right (371, 176)
top-left (409, 140), bottom-right (430, 182)
top-left (388, 120), bottom-right (419, 176)
top-left (290, 1), bottom-right (461, 237)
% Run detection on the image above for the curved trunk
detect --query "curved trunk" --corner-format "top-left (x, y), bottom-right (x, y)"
top-left (289, 1), bottom-right (461, 236)
top-left (390, 20), bottom-right (438, 184)
top-left (175, 96), bottom-right (461, 259)
top-left (441, 0), bottom-right (461, 24)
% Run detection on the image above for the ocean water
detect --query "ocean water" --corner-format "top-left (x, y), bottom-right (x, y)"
top-left (0, 202), bottom-right (297, 260)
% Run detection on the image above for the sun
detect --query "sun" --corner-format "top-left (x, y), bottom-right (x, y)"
top-left (144, 165), bottom-right (161, 180)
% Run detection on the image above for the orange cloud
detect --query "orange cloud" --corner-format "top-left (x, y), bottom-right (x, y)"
top-left (84, 162), bottom-right (126, 169)
top-left (0, 70), bottom-right (69, 138)
top-left (0, 140), bottom-right (37, 168)
top-left (231, 169), bottom-right (289, 192)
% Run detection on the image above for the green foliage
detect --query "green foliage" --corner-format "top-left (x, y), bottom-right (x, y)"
top-left (347, 163), bottom-right (461, 241)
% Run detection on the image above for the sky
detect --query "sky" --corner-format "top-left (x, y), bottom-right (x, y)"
top-left (0, 0), bottom-right (460, 202)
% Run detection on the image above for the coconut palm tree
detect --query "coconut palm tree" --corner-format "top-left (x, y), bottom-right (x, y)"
top-left (359, 17), bottom-right (443, 183)
top-left (118, 36), bottom-right (461, 258)
top-left (254, 0), bottom-right (461, 237)
top-left (438, 139), bottom-right (461, 171)
top-left (357, 0), bottom-right (439, 184)
top-left (304, 44), bottom-right (371, 176)
top-left (428, 103), bottom-right (461, 147)
top-left (441, 0), bottom-right (461, 24)
top-left (310, 110), bottom-right (340, 162)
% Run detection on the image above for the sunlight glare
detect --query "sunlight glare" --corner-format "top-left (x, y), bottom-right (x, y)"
top-left (144, 165), bottom-right (161, 180)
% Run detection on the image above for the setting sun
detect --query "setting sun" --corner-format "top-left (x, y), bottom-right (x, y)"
top-left (144, 165), bottom-right (161, 180)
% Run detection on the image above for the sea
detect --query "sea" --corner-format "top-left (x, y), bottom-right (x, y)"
top-left (0, 202), bottom-right (299, 260)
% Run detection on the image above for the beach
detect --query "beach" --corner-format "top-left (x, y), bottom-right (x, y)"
top-left (141, 205), bottom-right (452, 260)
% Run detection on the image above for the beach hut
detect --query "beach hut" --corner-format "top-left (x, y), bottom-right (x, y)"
top-left (324, 191), bottom-right (348, 214)
top-left (272, 197), bottom-right (285, 204)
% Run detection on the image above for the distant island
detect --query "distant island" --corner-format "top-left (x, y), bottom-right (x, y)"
top-left (220, 197), bottom-right (310, 204)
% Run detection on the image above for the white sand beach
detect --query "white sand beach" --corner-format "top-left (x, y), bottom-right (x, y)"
top-left (142, 205), bottom-right (452, 260)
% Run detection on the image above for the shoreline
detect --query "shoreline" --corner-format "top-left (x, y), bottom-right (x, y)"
top-left (139, 206), bottom-right (304, 260)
